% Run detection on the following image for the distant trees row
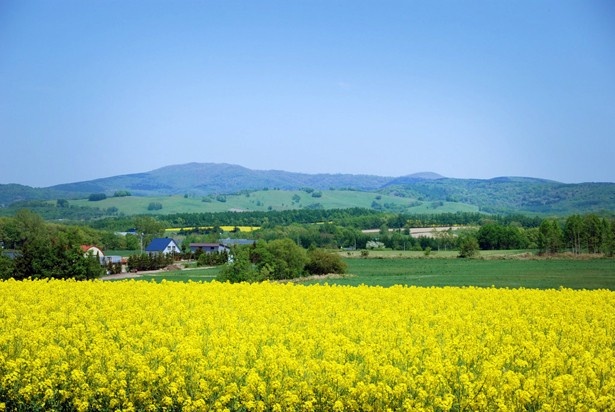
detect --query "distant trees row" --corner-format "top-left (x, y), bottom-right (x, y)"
top-left (90, 210), bottom-right (509, 233)
top-left (465, 214), bottom-right (615, 256)
top-left (89, 191), bottom-right (132, 201)
top-left (83, 210), bottom-right (615, 256)
top-left (0, 200), bottom-right (114, 220)
top-left (538, 214), bottom-right (615, 255)
top-left (2, 208), bottom-right (613, 282)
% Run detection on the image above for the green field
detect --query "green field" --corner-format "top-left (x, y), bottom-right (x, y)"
top-left (117, 256), bottom-right (615, 290)
top-left (69, 190), bottom-right (479, 216)
top-left (303, 257), bottom-right (615, 290)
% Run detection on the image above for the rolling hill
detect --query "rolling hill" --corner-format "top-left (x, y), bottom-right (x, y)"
top-left (1, 163), bottom-right (614, 216)
top-left (48, 163), bottom-right (394, 196)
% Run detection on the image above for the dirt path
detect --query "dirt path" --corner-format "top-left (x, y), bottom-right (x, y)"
top-left (100, 265), bottom-right (213, 281)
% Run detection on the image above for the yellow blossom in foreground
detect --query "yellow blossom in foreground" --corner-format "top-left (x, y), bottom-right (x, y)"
top-left (0, 279), bottom-right (614, 411)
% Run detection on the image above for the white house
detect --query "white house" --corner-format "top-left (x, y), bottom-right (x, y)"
top-left (145, 238), bottom-right (181, 255)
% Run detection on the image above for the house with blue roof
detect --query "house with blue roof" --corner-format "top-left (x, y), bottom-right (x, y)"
top-left (145, 238), bottom-right (181, 255)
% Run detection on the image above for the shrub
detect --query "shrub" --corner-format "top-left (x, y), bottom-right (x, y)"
top-left (305, 249), bottom-right (347, 275)
top-left (197, 251), bottom-right (228, 266)
top-left (147, 202), bottom-right (163, 211)
top-left (88, 193), bottom-right (107, 201)
top-left (458, 234), bottom-right (479, 258)
top-left (218, 239), bottom-right (308, 282)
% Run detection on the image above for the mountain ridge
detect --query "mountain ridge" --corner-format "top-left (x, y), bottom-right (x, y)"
top-left (1, 163), bottom-right (614, 215)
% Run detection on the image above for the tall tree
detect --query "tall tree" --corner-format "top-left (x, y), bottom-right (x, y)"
top-left (538, 219), bottom-right (563, 254)
top-left (582, 214), bottom-right (603, 254)
top-left (457, 233), bottom-right (479, 258)
top-left (564, 215), bottom-right (583, 254)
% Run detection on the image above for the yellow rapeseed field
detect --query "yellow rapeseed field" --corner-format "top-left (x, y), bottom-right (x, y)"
top-left (165, 226), bottom-right (260, 233)
top-left (0, 279), bottom-right (614, 411)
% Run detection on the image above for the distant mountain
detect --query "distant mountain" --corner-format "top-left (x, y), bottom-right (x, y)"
top-left (1, 163), bottom-right (614, 215)
top-left (48, 163), bottom-right (394, 196)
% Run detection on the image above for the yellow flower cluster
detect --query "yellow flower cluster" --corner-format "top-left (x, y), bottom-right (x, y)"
top-left (1, 279), bottom-right (614, 411)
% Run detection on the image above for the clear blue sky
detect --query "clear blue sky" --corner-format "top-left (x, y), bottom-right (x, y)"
top-left (1, 1), bottom-right (614, 187)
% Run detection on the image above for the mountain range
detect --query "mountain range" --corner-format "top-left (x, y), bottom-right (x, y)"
top-left (1, 163), bottom-right (614, 215)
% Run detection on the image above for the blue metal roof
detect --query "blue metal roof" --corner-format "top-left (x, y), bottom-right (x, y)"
top-left (145, 238), bottom-right (177, 252)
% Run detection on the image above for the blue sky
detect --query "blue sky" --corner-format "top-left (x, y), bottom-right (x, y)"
top-left (1, 1), bottom-right (614, 187)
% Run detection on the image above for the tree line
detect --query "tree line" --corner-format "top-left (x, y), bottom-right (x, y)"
top-left (89, 209), bottom-right (545, 233)
top-left (0, 210), bottom-right (104, 280)
top-left (1, 209), bottom-right (613, 281)
top-left (537, 214), bottom-right (615, 255)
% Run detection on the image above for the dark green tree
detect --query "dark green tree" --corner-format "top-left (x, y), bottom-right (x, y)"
top-left (457, 233), bottom-right (479, 258)
top-left (0, 253), bottom-right (14, 279)
top-left (56, 199), bottom-right (69, 208)
top-left (147, 202), bottom-right (163, 211)
top-left (133, 216), bottom-right (166, 248)
top-left (538, 219), bottom-right (563, 254)
top-left (218, 239), bottom-right (309, 282)
top-left (305, 248), bottom-right (347, 275)
top-left (10, 210), bottom-right (104, 280)
top-left (260, 239), bottom-right (308, 280)
top-left (604, 219), bottom-right (615, 257)
top-left (88, 193), bottom-right (107, 201)
top-left (583, 214), bottom-right (603, 254)
top-left (218, 246), bottom-right (260, 283)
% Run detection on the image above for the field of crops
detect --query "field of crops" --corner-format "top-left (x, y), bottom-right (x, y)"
top-left (326, 257), bottom-right (615, 290)
top-left (1, 279), bottom-right (614, 411)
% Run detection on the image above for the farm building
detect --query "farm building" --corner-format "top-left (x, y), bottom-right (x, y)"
top-left (81, 245), bottom-right (104, 257)
top-left (219, 238), bottom-right (256, 247)
top-left (189, 243), bottom-right (230, 254)
top-left (145, 238), bottom-right (181, 255)
top-left (80, 245), bottom-right (105, 264)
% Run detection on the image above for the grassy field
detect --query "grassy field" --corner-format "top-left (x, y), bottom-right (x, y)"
top-left (118, 255), bottom-right (615, 290)
top-left (302, 257), bottom-right (615, 290)
top-left (340, 249), bottom-right (529, 259)
top-left (68, 190), bottom-right (479, 216)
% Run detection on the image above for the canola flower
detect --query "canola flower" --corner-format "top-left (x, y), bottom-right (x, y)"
top-left (0, 279), bottom-right (614, 411)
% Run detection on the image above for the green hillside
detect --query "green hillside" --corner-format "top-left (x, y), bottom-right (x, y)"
top-left (1, 163), bottom-right (614, 217)
top-left (68, 189), bottom-right (478, 217)
top-left (383, 177), bottom-right (615, 215)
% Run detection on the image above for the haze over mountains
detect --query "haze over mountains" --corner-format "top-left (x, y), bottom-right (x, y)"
top-left (1, 163), bottom-right (614, 215)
